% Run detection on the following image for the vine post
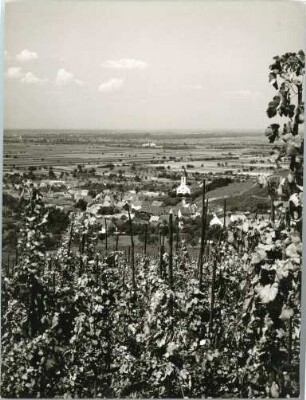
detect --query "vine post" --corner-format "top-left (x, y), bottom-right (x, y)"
top-left (144, 222), bottom-right (148, 255)
top-left (169, 210), bottom-right (174, 290)
top-left (115, 231), bottom-right (119, 251)
top-left (127, 207), bottom-right (136, 291)
top-left (209, 258), bottom-right (217, 335)
top-left (198, 179), bottom-right (206, 289)
top-left (104, 218), bottom-right (108, 254)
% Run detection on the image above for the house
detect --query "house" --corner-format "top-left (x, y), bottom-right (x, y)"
top-left (81, 189), bottom-right (89, 197)
top-left (210, 214), bottom-right (223, 227)
top-left (149, 215), bottom-right (160, 223)
top-left (102, 200), bottom-right (112, 208)
top-left (141, 191), bottom-right (161, 198)
top-left (229, 213), bottom-right (247, 223)
top-left (131, 201), bottom-right (142, 211)
top-left (104, 194), bottom-right (112, 203)
top-left (142, 142), bottom-right (156, 148)
top-left (176, 176), bottom-right (191, 195)
top-left (40, 180), bottom-right (67, 190)
top-left (116, 201), bottom-right (125, 209)
top-left (86, 204), bottom-right (102, 216)
top-left (69, 188), bottom-right (89, 198)
top-left (179, 198), bottom-right (197, 215)
top-left (151, 200), bottom-right (163, 208)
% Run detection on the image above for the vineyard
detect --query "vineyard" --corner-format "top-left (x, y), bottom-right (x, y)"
top-left (1, 52), bottom-right (304, 398)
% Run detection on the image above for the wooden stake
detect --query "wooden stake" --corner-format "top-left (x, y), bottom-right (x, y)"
top-left (7, 254), bottom-right (10, 277)
top-left (159, 230), bottom-right (164, 278)
top-left (176, 216), bottom-right (180, 251)
top-left (204, 198), bottom-right (209, 249)
top-left (209, 258), bottom-right (217, 334)
top-left (67, 222), bottom-right (74, 257)
top-left (198, 180), bottom-right (206, 289)
top-left (115, 233), bottom-right (119, 251)
top-left (271, 197), bottom-right (275, 223)
top-left (169, 211), bottom-right (173, 290)
top-left (144, 223), bottom-right (148, 255)
top-left (93, 377), bottom-right (97, 398)
top-left (223, 198), bottom-right (227, 228)
top-left (53, 271), bottom-right (56, 293)
top-left (95, 254), bottom-right (99, 280)
top-left (81, 234), bottom-right (86, 253)
top-left (288, 316), bottom-right (292, 366)
top-left (104, 219), bottom-right (108, 253)
top-left (128, 208), bottom-right (136, 291)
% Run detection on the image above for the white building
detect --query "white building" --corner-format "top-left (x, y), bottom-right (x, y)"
top-left (210, 214), bottom-right (223, 227)
top-left (230, 213), bottom-right (247, 223)
top-left (142, 142), bottom-right (156, 148)
top-left (176, 176), bottom-right (191, 195)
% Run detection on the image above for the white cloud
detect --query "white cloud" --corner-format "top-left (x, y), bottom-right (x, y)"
top-left (222, 90), bottom-right (263, 100)
top-left (16, 49), bottom-right (38, 62)
top-left (102, 58), bottom-right (148, 70)
top-left (182, 84), bottom-right (203, 90)
top-left (55, 68), bottom-right (84, 87)
top-left (6, 66), bottom-right (24, 79)
top-left (98, 78), bottom-right (124, 92)
top-left (21, 72), bottom-right (48, 85)
top-left (4, 50), bottom-right (11, 61)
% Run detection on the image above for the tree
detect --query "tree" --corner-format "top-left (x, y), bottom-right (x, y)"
top-left (75, 198), bottom-right (87, 211)
top-left (48, 167), bottom-right (56, 179)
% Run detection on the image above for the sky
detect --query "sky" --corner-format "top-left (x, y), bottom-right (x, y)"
top-left (3, 0), bottom-right (306, 131)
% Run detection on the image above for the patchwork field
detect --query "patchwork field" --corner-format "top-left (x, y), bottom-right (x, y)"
top-left (3, 130), bottom-right (277, 177)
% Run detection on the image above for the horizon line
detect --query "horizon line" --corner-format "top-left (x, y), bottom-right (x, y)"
top-left (3, 128), bottom-right (264, 133)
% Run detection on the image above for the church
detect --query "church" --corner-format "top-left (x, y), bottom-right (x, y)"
top-left (176, 175), bottom-right (191, 196)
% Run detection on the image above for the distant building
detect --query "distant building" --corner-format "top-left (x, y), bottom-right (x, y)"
top-left (151, 200), bottom-right (163, 207)
top-left (149, 215), bottom-right (160, 223)
top-left (131, 201), bottom-right (142, 211)
top-left (141, 191), bottom-right (161, 198)
top-left (176, 176), bottom-right (191, 195)
top-left (87, 204), bottom-right (102, 216)
top-left (210, 214), bottom-right (223, 227)
top-left (229, 212), bottom-right (247, 223)
top-left (102, 200), bottom-right (112, 208)
top-left (142, 142), bottom-right (156, 148)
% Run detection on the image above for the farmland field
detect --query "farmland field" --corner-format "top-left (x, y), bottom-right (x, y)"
top-left (3, 129), bottom-right (275, 175)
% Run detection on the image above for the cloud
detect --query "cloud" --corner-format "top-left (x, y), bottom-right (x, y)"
top-left (182, 84), bottom-right (203, 90)
top-left (222, 90), bottom-right (263, 100)
top-left (98, 78), bottom-right (124, 92)
top-left (101, 58), bottom-right (148, 70)
top-left (6, 66), bottom-right (24, 79)
top-left (55, 68), bottom-right (84, 87)
top-left (4, 50), bottom-right (11, 61)
top-left (21, 72), bottom-right (48, 85)
top-left (16, 49), bottom-right (38, 62)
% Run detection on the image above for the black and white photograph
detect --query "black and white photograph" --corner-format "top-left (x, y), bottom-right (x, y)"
top-left (1, 0), bottom-right (305, 398)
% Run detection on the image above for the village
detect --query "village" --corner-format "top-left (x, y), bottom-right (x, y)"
top-left (2, 141), bottom-right (274, 260)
